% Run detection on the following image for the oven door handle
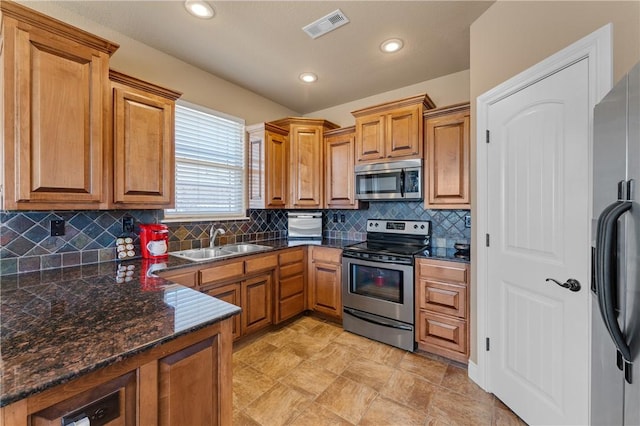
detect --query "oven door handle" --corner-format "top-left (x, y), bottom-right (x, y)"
top-left (344, 307), bottom-right (413, 331)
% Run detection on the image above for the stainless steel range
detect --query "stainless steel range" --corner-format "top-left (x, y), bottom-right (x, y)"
top-left (342, 219), bottom-right (431, 351)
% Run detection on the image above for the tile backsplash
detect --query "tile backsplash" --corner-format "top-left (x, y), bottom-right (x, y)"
top-left (0, 202), bottom-right (470, 275)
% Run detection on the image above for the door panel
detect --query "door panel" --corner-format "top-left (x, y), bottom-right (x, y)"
top-left (487, 58), bottom-right (589, 425)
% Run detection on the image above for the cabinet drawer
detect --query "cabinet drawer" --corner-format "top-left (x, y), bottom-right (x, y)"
top-left (417, 311), bottom-right (467, 354)
top-left (280, 262), bottom-right (304, 278)
top-left (199, 261), bottom-right (244, 284)
top-left (245, 254), bottom-right (278, 274)
top-left (279, 249), bottom-right (304, 265)
top-left (159, 268), bottom-right (198, 288)
top-left (279, 293), bottom-right (305, 322)
top-left (417, 259), bottom-right (468, 284)
top-left (280, 274), bottom-right (304, 299)
top-left (311, 247), bottom-right (341, 264)
top-left (418, 279), bottom-right (466, 318)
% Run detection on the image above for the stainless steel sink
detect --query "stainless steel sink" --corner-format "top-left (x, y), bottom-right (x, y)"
top-left (169, 247), bottom-right (232, 262)
top-left (220, 243), bottom-right (272, 254)
top-left (169, 243), bottom-right (273, 262)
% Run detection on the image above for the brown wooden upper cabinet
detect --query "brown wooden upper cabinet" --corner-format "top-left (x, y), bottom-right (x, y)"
top-left (269, 117), bottom-right (339, 209)
top-left (324, 126), bottom-right (359, 209)
top-left (352, 94), bottom-right (436, 164)
top-left (110, 71), bottom-right (181, 209)
top-left (424, 103), bottom-right (471, 210)
top-left (0, 1), bottom-right (119, 210)
top-left (246, 123), bottom-right (289, 209)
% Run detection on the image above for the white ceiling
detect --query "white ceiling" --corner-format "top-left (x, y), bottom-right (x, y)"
top-left (50, 1), bottom-right (493, 114)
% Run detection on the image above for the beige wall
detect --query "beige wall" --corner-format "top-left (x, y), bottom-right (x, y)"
top-left (306, 70), bottom-right (471, 127)
top-left (16, 1), bottom-right (299, 124)
top-left (468, 0), bottom-right (640, 363)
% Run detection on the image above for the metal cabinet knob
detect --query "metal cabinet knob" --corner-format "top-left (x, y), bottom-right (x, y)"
top-left (545, 278), bottom-right (581, 292)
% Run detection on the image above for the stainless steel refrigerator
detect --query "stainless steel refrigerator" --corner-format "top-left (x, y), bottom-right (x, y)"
top-left (592, 61), bottom-right (639, 425)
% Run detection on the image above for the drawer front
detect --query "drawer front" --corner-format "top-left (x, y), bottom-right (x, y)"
top-left (199, 261), bottom-right (244, 284)
top-left (417, 259), bottom-right (468, 284)
top-left (418, 279), bottom-right (466, 318)
top-left (159, 269), bottom-right (198, 288)
top-left (279, 274), bottom-right (304, 299)
top-left (280, 262), bottom-right (304, 278)
top-left (279, 249), bottom-right (305, 265)
top-left (245, 254), bottom-right (278, 274)
top-left (278, 292), bottom-right (305, 322)
top-left (311, 247), bottom-right (341, 264)
top-left (418, 311), bottom-right (467, 354)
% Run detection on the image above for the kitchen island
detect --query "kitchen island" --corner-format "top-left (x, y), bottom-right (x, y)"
top-left (0, 260), bottom-right (241, 425)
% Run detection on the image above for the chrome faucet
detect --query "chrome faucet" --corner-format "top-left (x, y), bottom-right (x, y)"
top-left (209, 226), bottom-right (226, 248)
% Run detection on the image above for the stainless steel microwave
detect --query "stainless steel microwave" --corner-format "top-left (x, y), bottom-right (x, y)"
top-left (354, 159), bottom-right (422, 201)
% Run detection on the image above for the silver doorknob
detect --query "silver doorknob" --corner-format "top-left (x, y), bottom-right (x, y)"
top-left (545, 278), bottom-right (581, 292)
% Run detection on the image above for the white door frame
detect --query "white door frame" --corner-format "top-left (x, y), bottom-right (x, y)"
top-left (473, 24), bottom-right (612, 397)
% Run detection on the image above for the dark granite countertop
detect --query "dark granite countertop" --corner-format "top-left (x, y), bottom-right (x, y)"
top-left (416, 247), bottom-right (471, 264)
top-left (0, 238), bottom-right (468, 407)
top-left (0, 261), bottom-right (241, 407)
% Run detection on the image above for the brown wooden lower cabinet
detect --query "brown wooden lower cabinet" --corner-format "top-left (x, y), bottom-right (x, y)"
top-left (3, 319), bottom-right (234, 426)
top-left (276, 248), bottom-right (307, 323)
top-left (203, 282), bottom-right (242, 340)
top-left (415, 258), bottom-right (470, 363)
top-left (242, 272), bottom-right (273, 335)
top-left (308, 246), bottom-right (342, 320)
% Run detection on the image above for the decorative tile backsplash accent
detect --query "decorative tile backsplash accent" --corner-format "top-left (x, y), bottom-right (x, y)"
top-left (0, 203), bottom-right (469, 276)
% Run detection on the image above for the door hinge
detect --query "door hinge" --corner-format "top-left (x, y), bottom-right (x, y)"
top-left (485, 233), bottom-right (490, 247)
top-left (486, 337), bottom-right (490, 351)
top-left (486, 130), bottom-right (490, 143)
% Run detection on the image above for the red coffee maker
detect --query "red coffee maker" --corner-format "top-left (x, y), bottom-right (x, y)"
top-left (139, 224), bottom-right (169, 259)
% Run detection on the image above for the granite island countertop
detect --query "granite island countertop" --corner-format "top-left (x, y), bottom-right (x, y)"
top-left (0, 261), bottom-right (241, 407)
top-left (0, 238), bottom-right (469, 407)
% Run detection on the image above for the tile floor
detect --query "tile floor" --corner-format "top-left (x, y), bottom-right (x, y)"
top-left (232, 315), bottom-right (526, 426)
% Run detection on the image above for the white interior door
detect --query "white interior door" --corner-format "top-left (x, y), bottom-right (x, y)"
top-left (486, 58), bottom-right (590, 425)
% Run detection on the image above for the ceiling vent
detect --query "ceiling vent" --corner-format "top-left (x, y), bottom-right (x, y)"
top-left (302, 9), bottom-right (350, 39)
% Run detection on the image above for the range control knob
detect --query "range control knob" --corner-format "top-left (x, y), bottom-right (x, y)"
top-left (421, 225), bottom-right (425, 229)
top-left (369, 223), bottom-right (373, 227)
top-left (414, 224), bottom-right (418, 229)
top-left (374, 223), bottom-right (379, 227)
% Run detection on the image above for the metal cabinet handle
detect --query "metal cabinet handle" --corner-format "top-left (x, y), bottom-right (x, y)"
top-left (545, 278), bottom-right (581, 292)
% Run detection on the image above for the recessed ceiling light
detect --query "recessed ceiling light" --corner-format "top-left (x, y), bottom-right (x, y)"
top-left (299, 72), bottom-right (318, 83)
top-left (184, 0), bottom-right (215, 19)
top-left (380, 38), bottom-right (404, 53)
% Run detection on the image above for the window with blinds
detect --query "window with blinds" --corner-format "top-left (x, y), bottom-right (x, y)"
top-left (165, 102), bottom-right (246, 221)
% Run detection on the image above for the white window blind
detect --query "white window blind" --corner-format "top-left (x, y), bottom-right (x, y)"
top-left (165, 102), bottom-right (246, 221)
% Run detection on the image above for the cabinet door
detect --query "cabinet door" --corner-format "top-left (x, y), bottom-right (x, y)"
top-left (355, 115), bottom-right (385, 163)
top-left (265, 130), bottom-right (288, 208)
top-left (309, 260), bottom-right (342, 319)
top-left (289, 125), bottom-right (323, 208)
top-left (203, 283), bottom-right (241, 341)
top-left (325, 129), bottom-right (358, 209)
top-left (425, 108), bottom-right (470, 209)
top-left (8, 25), bottom-right (108, 209)
top-left (387, 105), bottom-right (422, 159)
top-left (242, 273), bottom-right (273, 335)
top-left (158, 338), bottom-right (219, 426)
top-left (112, 85), bottom-right (174, 207)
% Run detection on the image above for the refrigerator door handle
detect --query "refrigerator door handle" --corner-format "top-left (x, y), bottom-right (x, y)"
top-left (595, 199), bottom-right (633, 363)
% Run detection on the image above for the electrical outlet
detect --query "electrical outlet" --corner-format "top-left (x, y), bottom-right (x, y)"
top-left (340, 214), bottom-right (346, 223)
top-left (464, 215), bottom-right (471, 228)
top-left (332, 214), bottom-right (338, 223)
top-left (50, 219), bottom-right (65, 236)
top-left (122, 216), bottom-right (134, 233)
